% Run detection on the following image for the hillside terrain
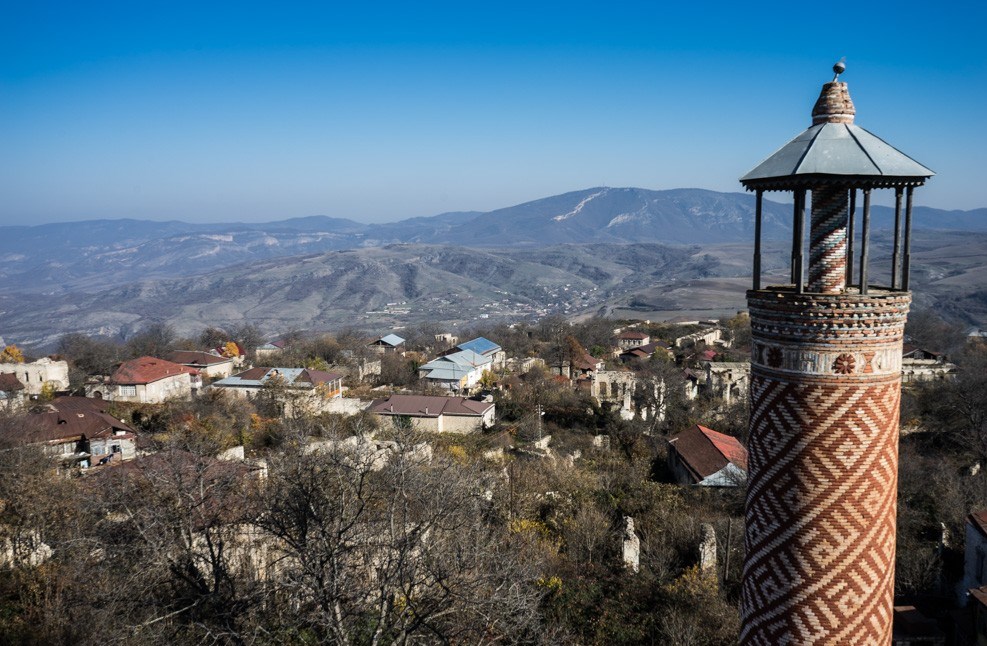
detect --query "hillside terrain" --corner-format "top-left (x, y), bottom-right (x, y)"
top-left (1, 187), bottom-right (985, 348)
top-left (2, 187), bottom-right (984, 296)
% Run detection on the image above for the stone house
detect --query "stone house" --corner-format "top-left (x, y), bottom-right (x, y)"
top-left (704, 361), bottom-right (750, 406)
top-left (616, 330), bottom-right (650, 350)
top-left (369, 394), bottom-right (495, 433)
top-left (667, 424), bottom-right (747, 487)
top-left (0, 357), bottom-right (70, 396)
top-left (87, 356), bottom-right (200, 403)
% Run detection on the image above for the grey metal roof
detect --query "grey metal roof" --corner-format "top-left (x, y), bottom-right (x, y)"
top-left (741, 122), bottom-right (934, 189)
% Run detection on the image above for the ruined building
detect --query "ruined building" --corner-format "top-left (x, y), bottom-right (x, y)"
top-left (738, 63), bottom-right (934, 644)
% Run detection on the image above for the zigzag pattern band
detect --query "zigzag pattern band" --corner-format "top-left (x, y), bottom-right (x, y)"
top-left (808, 188), bottom-right (848, 294)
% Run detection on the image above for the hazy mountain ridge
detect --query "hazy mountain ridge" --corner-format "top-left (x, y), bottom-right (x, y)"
top-left (3, 187), bottom-right (983, 296)
top-left (0, 243), bottom-right (709, 347)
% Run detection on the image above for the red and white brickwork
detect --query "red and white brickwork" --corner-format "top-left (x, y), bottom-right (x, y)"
top-left (741, 289), bottom-right (909, 645)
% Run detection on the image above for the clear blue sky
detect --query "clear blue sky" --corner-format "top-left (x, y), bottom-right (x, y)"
top-left (2, 1), bottom-right (985, 225)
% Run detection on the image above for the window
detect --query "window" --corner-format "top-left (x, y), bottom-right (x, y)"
top-left (118, 385), bottom-right (137, 397)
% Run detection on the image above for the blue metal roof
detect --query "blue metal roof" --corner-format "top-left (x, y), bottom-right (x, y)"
top-left (376, 334), bottom-right (405, 347)
top-left (457, 337), bottom-right (501, 356)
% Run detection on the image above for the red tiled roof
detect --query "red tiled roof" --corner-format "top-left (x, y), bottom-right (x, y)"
top-left (167, 351), bottom-right (232, 366)
top-left (0, 373), bottom-right (24, 392)
top-left (668, 424), bottom-right (748, 482)
top-left (110, 357), bottom-right (198, 385)
top-left (370, 394), bottom-right (493, 418)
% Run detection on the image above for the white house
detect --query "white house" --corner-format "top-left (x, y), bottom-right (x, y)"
top-left (87, 356), bottom-right (199, 404)
top-left (370, 394), bottom-right (495, 434)
top-left (166, 350), bottom-right (237, 380)
top-left (418, 349), bottom-right (492, 391)
top-left (209, 367), bottom-right (343, 417)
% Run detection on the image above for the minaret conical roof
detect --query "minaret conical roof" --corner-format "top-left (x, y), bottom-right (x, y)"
top-left (740, 65), bottom-right (934, 190)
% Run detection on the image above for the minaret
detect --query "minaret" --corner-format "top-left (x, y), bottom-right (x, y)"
top-left (738, 63), bottom-right (934, 645)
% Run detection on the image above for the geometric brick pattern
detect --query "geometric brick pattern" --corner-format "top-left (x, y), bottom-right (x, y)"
top-left (740, 371), bottom-right (901, 645)
top-left (808, 187), bottom-right (848, 294)
top-left (742, 289), bottom-right (909, 645)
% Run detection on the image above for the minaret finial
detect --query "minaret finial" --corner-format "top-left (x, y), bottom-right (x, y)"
top-left (832, 57), bottom-right (847, 82)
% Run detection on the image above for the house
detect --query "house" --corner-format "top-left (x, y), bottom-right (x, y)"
top-left (369, 394), bottom-right (495, 433)
top-left (209, 367), bottom-right (343, 417)
top-left (418, 349), bottom-right (492, 391)
top-left (0, 357), bottom-right (70, 396)
top-left (87, 356), bottom-right (200, 403)
top-left (16, 396), bottom-right (138, 469)
top-left (675, 327), bottom-right (724, 349)
top-left (704, 361), bottom-right (750, 406)
top-left (902, 344), bottom-right (957, 383)
top-left (667, 424), bottom-right (748, 487)
top-left (166, 350), bottom-right (237, 380)
top-left (620, 340), bottom-right (674, 363)
top-left (434, 332), bottom-right (459, 347)
top-left (455, 337), bottom-right (505, 368)
top-left (617, 330), bottom-right (651, 350)
top-left (370, 334), bottom-right (405, 354)
top-left (0, 373), bottom-right (26, 411)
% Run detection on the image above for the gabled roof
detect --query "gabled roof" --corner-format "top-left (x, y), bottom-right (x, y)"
top-left (0, 372), bottom-right (25, 392)
top-left (17, 397), bottom-right (136, 444)
top-left (456, 337), bottom-right (501, 356)
top-left (370, 394), bottom-right (493, 418)
top-left (166, 351), bottom-right (234, 366)
top-left (373, 334), bottom-right (405, 347)
top-left (423, 349), bottom-right (491, 370)
top-left (212, 367), bottom-right (342, 389)
top-left (668, 424), bottom-right (748, 482)
top-left (110, 357), bottom-right (198, 385)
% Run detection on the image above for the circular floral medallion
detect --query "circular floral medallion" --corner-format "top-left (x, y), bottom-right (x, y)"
top-left (833, 353), bottom-right (856, 374)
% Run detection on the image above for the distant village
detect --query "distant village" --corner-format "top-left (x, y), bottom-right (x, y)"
top-left (0, 314), bottom-right (978, 643)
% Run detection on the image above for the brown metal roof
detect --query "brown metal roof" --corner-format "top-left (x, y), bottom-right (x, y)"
top-left (166, 351), bottom-right (232, 366)
top-left (370, 394), bottom-right (493, 418)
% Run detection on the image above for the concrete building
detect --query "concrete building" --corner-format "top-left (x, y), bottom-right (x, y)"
top-left (737, 63), bottom-right (933, 644)
top-left (704, 361), bottom-right (750, 406)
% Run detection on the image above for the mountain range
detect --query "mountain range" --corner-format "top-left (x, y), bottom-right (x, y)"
top-left (1, 187), bottom-right (985, 348)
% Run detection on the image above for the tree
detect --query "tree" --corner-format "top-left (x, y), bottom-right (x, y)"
top-left (257, 433), bottom-right (547, 643)
top-left (198, 326), bottom-right (229, 349)
top-left (0, 344), bottom-right (25, 363)
top-left (126, 322), bottom-right (177, 359)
